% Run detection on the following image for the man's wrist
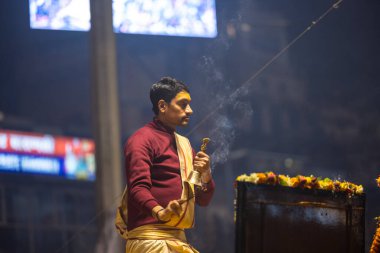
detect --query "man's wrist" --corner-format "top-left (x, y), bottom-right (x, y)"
top-left (201, 169), bottom-right (212, 183)
top-left (152, 205), bottom-right (171, 223)
top-left (152, 205), bottom-right (164, 220)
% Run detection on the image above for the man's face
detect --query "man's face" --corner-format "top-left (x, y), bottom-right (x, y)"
top-left (160, 91), bottom-right (193, 128)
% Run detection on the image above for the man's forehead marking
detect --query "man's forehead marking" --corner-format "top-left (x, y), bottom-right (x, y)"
top-left (175, 91), bottom-right (191, 101)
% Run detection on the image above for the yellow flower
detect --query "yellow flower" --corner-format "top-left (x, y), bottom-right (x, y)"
top-left (278, 175), bottom-right (291, 187)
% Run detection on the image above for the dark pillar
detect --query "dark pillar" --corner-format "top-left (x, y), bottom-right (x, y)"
top-left (89, 0), bottom-right (123, 252)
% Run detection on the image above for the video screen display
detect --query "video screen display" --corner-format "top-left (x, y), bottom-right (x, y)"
top-left (113, 0), bottom-right (217, 38)
top-left (29, 0), bottom-right (91, 31)
top-left (29, 0), bottom-right (217, 38)
top-left (0, 130), bottom-right (96, 181)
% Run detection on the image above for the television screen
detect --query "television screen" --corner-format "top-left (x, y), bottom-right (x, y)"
top-left (113, 0), bottom-right (217, 38)
top-left (0, 130), bottom-right (96, 181)
top-left (29, 0), bottom-right (217, 38)
top-left (29, 0), bottom-right (91, 31)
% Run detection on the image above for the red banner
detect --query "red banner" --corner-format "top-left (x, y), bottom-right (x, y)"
top-left (0, 129), bottom-right (95, 157)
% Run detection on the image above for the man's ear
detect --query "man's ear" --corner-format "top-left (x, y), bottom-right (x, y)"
top-left (158, 99), bottom-right (167, 114)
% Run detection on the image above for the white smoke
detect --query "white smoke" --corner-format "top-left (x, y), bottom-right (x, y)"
top-left (196, 57), bottom-right (255, 171)
top-left (209, 115), bottom-right (236, 169)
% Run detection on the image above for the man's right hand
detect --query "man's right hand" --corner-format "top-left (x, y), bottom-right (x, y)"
top-left (152, 199), bottom-right (185, 222)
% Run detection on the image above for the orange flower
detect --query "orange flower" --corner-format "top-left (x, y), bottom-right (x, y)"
top-left (290, 177), bottom-right (300, 187)
top-left (256, 173), bottom-right (267, 184)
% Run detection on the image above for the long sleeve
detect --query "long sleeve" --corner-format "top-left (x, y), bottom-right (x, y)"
top-left (125, 133), bottom-right (159, 215)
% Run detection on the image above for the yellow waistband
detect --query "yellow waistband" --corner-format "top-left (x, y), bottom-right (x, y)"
top-left (127, 224), bottom-right (187, 242)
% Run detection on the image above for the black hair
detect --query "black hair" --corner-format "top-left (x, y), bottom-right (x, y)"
top-left (150, 77), bottom-right (190, 115)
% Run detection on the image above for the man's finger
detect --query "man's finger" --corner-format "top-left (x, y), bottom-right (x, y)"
top-left (194, 158), bottom-right (208, 164)
top-left (194, 161), bottom-right (206, 168)
top-left (194, 156), bottom-right (208, 161)
top-left (157, 208), bottom-right (172, 222)
top-left (196, 151), bottom-right (209, 158)
top-left (173, 201), bottom-right (183, 213)
top-left (169, 200), bottom-right (182, 216)
top-left (177, 199), bottom-right (187, 205)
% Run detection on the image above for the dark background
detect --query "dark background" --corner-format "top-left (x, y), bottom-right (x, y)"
top-left (0, 0), bottom-right (379, 252)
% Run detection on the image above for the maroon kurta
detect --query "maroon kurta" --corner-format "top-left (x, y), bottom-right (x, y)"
top-left (124, 119), bottom-right (215, 231)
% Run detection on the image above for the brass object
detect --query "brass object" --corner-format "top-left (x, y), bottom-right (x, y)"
top-left (187, 138), bottom-right (211, 187)
top-left (201, 138), bottom-right (210, 152)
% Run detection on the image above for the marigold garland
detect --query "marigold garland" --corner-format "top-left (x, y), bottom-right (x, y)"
top-left (236, 171), bottom-right (364, 195)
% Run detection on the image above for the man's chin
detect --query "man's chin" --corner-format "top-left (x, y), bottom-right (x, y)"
top-left (180, 119), bottom-right (190, 127)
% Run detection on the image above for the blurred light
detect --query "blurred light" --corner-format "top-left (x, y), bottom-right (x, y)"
top-left (241, 23), bottom-right (251, 32)
top-left (284, 157), bottom-right (294, 169)
top-left (227, 23), bottom-right (236, 38)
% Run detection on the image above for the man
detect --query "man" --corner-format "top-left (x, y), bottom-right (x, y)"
top-left (116, 77), bottom-right (215, 253)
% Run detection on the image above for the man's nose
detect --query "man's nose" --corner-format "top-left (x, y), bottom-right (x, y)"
top-left (186, 105), bottom-right (193, 115)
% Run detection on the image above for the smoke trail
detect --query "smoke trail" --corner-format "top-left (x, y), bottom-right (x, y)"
top-left (233, 100), bottom-right (254, 125)
top-left (199, 56), bottom-right (226, 85)
top-left (196, 56), bottom-right (254, 171)
top-left (209, 115), bottom-right (236, 169)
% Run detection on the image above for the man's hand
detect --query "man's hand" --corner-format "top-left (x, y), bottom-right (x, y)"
top-left (194, 151), bottom-right (212, 183)
top-left (152, 199), bottom-right (186, 222)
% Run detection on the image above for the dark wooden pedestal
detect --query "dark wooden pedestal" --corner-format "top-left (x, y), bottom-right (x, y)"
top-left (235, 182), bottom-right (365, 253)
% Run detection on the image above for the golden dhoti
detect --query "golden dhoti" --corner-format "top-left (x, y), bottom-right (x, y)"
top-left (125, 224), bottom-right (199, 253)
